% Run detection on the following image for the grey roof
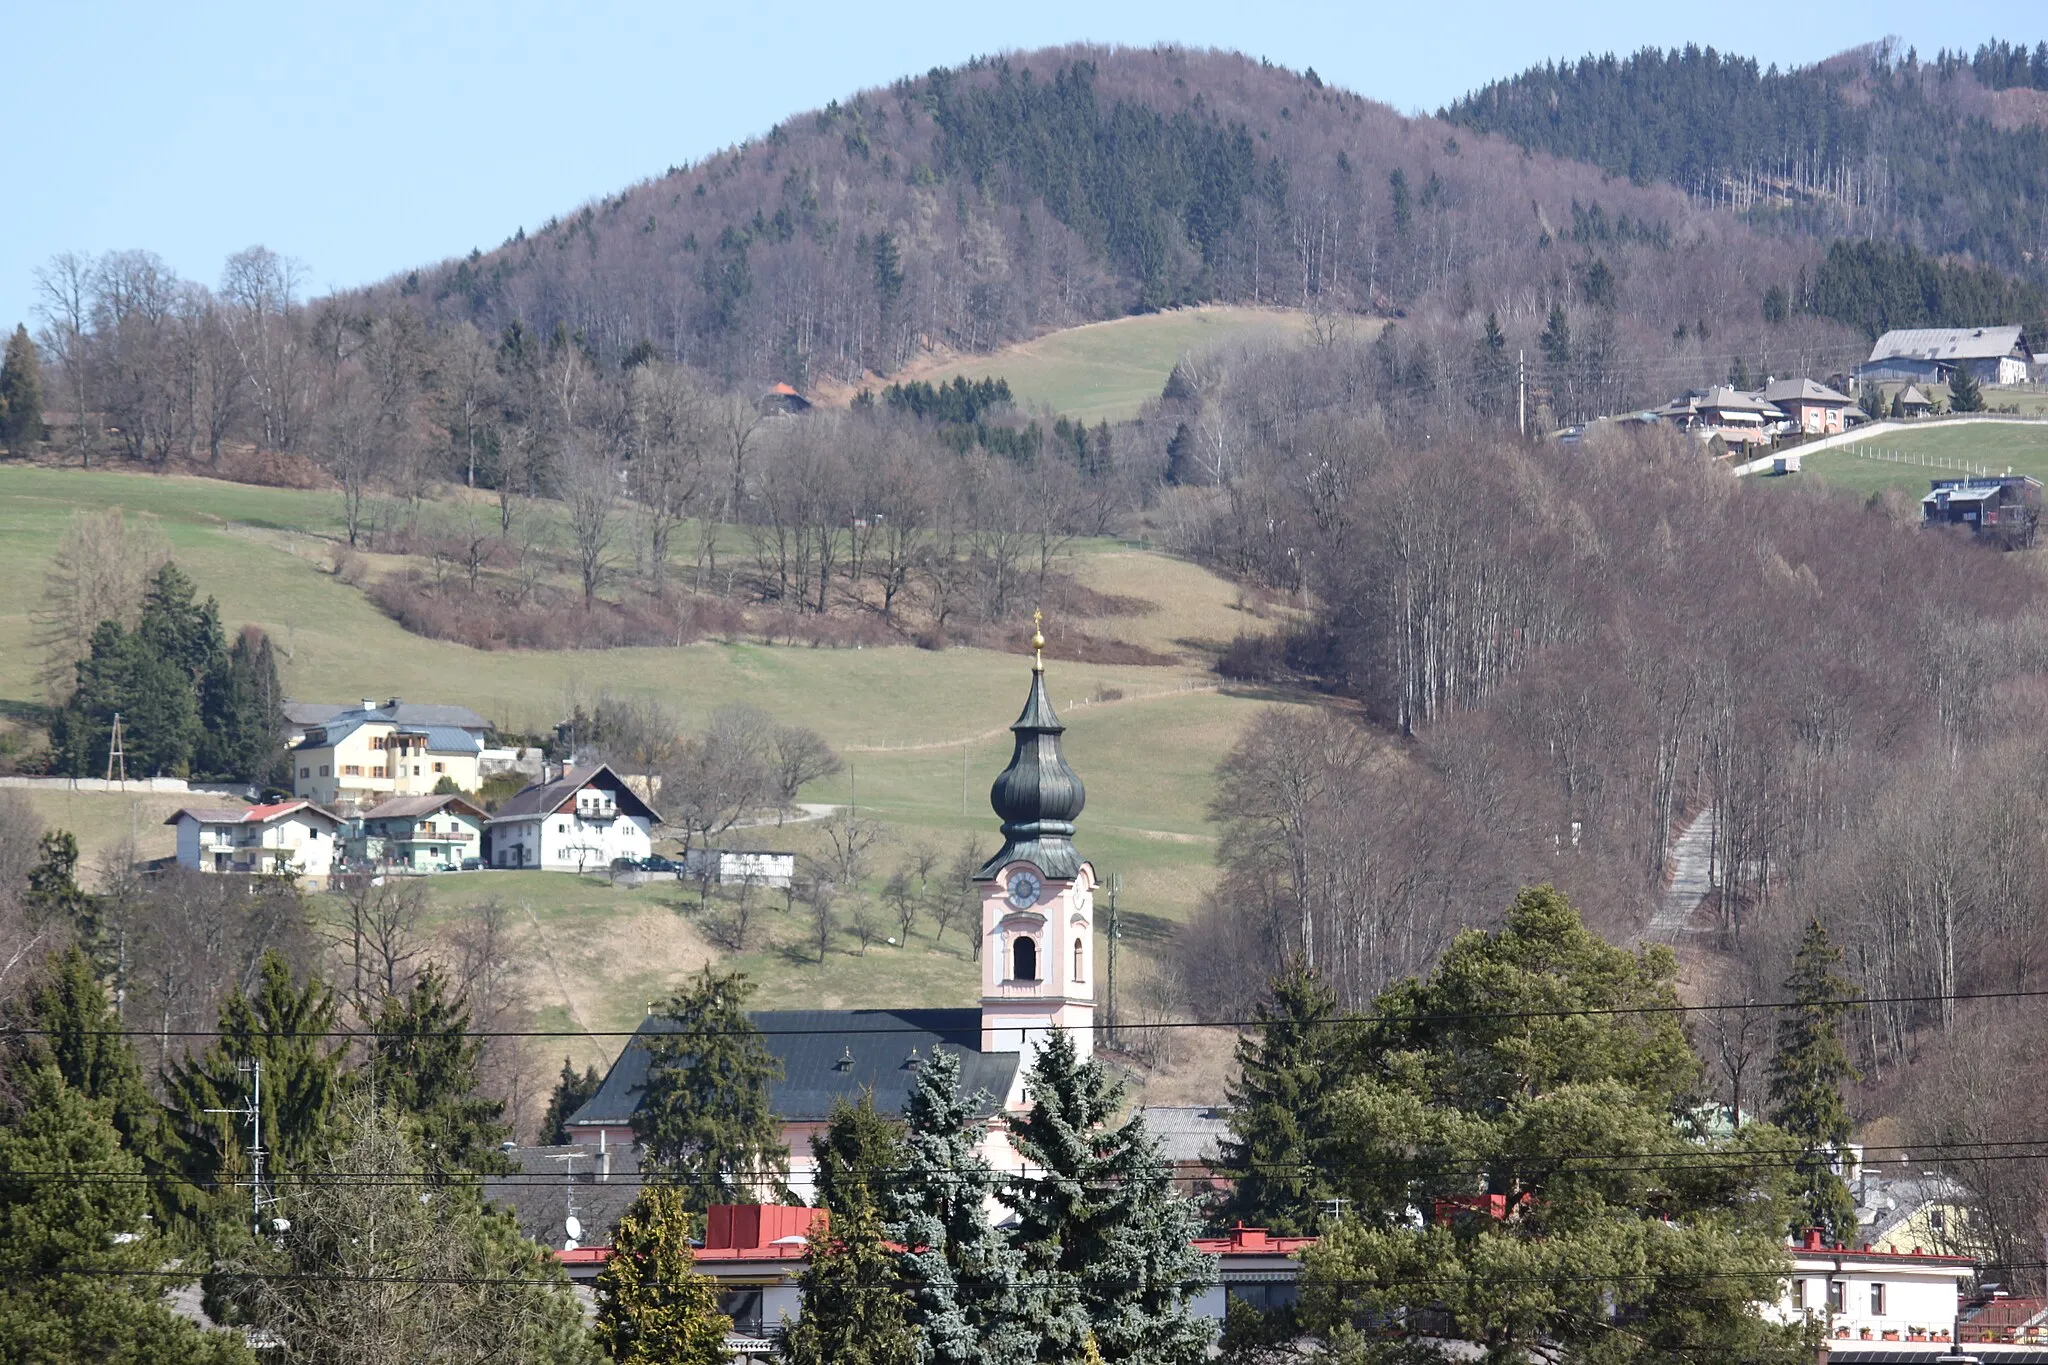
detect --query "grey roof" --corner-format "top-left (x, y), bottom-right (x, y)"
top-left (1138, 1106), bottom-right (1232, 1165)
top-left (293, 713), bottom-right (485, 755)
top-left (566, 1009), bottom-right (1021, 1128)
top-left (1763, 378), bottom-right (1853, 405)
top-left (483, 1143), bottom-right (649, 1248)
top-left (360, 793), bottom-right (486, 822)
top-left (487, 763), bottom-right (660, 825)
top-left (978, 667), bottom-right (1087, 881)
top-left (1869, 326), bottom-right (2027, 363)
top-left (1899, 384), bottom-right (1934, 405)
top-left (284, 700), bottom-right (492, 731)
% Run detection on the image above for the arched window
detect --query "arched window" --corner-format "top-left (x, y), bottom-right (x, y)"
top-left (1073, 937), bottom-right (1085, 982)
top-left (1013, 936), bottom-right (1038, 982)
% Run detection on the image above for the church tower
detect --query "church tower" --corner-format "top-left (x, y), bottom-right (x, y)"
top-left (978, 623), bottom-right (1095, 1061)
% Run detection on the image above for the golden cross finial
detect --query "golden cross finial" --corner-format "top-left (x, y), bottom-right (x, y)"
top-left (1031, 610), bottom-right (1045, 672)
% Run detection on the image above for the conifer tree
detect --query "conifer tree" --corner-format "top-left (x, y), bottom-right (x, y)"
top-left (0, 323), bottom-right (43, 452)
top-left (1767, 919), bottom-right (1860, 1241)
top-left (542, 1057), bottom-right (605, 1144)
top-left (593, 1185), bottom-right (730, 1365)
top-left (887, 1043), bottom-right (1032, 1365)
top-left (1947, 361), bottom-right (1986, 412)
top-left (25, 946), bottom-right (159, 1153)
top-left (369, 965), bottom-right (512, 1175)
top-left (0, 1065), bottom-right (254, 1363)
top-left (1005, 1030), bottom-right (1216, 1365)
top-left (1214, 962), bottom-right (1358, 1234)
top-left (782, 1094), bottom-right (916, 1365)
top-left (634, 967), bottom-right (787, 1205)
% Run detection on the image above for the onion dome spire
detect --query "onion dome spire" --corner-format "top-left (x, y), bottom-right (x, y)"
top-left (978, 616), bottom-right (1085, 880)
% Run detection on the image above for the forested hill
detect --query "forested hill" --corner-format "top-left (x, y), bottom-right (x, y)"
top-left (372, 45), bottom-right (1855, 394)
top-left (1441, 40), bottom-right (2048, 286)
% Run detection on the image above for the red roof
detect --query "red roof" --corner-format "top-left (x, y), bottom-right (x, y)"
top-left (243, 801), bottom-right (309, 821)
top-left (1191, 1224), bottom-right (1316, 1255)
top-left (770, 382), bottom-right (801, 396)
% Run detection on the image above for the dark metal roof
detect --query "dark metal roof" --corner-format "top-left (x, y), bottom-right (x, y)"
top-left (566, 1009), bottom-right (1020, 1128)
top-left (483, 1142), bottom-right (648, 1248)
top-left (977, 666), bottom-right (1087, 881)
top-left (284, 700), bottom-right (491, 731)
top-left (487, 763), bottom-right (661, 824)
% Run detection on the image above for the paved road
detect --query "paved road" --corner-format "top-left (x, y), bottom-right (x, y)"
top-left (1642, 806), bottom-right (1717, 943)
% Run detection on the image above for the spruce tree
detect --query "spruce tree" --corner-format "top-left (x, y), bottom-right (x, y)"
top-left (542, 1058), bottom-right (605, 1144)
top-left (593, 1185), bottom-right (730, 1365)
top-left (368, 965), bottom-right (512, 1175)
top-left (1767, 919), bottom-right (1860, 1241)
top-left (0, 322), bottom-right (43, 453)
top-left (1947, 362), bottom-right (1986, 412)
top-left (887, 1044), bottom-right (1032, 1365)
top-left (0, 1066), bottom-right (254, 1363)
top-left (1004, 1030), bottom-right (1215, 1365)
top-left (1214, 963), bottom-right (1358, 1234)
top-left (782, 1094), bottom-right (917, 1365)
top-left (200, 629), bottom-right (286, 785)
top-left (24, 946), bottom-right (159, 1154)
top-left (634, 967), bottom-right (787, 1205)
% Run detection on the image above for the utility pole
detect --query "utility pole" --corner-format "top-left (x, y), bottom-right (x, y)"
top-left (1517, 349), bottom-right (1527, 437)
top-left (204, 1059), bottom-right (281, 1239)
top-left (106, 712), bottom-right (127, 785)
top-left (961, 742), bottom-right (970, 816)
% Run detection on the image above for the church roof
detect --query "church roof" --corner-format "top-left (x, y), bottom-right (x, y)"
top-left (565, 1008), bottom-right (1021, 1129)
top-left (978, 662), bottom-right (1087, 881)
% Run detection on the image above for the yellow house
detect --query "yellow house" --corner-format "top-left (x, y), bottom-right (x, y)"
top-left (291, 706), bottom-right (485, 808)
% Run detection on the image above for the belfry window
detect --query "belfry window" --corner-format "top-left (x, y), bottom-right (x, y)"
top-left (1013, 936), bottom-right (1038, 982)
top-left (1073, 938), bottom-right (1084, 982)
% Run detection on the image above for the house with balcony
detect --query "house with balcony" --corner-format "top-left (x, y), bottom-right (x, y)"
top-left (291, 701), bottom-right (486, 809)
top-left (351, 793), bottom-right (487, 872)
top-left (484, 763), bottom-right (659, 872)
top-left (1769, 1227), bottom-right (1976, 1349)
top-left (164, 801), bottom-right (344, 883)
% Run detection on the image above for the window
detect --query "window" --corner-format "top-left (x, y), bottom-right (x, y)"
top-left (1073, 937), bottom-right (1084, 982)
top-left (299, 767), bottom-right (309, 779)
top-left (372, 737), bottom-right (384, 750)
top-left (1827, 1281), bottom-right (1844, 1313)
top-left (1869, 1282), bottom-right (1884, 1316)
top-left (320, 765), bottom-right (331, 777)
top-left (1792, 1279), bottom-right (1807, 1312)
top-left (1013, 937), bottom-right (1038, 982)
top-left (433, 762), bottom-right (444, 773)
top-left (343, 765), bottom-right (360, 776)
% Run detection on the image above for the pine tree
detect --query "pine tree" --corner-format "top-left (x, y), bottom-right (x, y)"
top-left (1005, 1030), bottom-right (1216, 1365)
top-left (369, 965), bottom-right (512, 1176)
top-left (1767, 919), bottom-right (1860, 1241)
top-left (1947, 361), bottom-right (1986, 412)
top-left (0, 1066), bottom-right (255, 1363)
top-left (1214, 963), bottom-right (1358, 1234)
top-left (593, 1185), bottom-right (730, 1365)
top-left (24, 946), bottom-right (159, 1154)
top-left (49, 618), bottom-right (202, 778)
top-left (782, 1095), bottom-right (916, 1365)
top-left (199, 629), bottom-right (286, 785)
top-left (634, 967), bottom-right (787, 1205)
top-left (542, 1058), bottom-right (605, 1144)
top-left (0, 323), bottom-right (43, 453)
top-left (886, 1044), bottom-right (1033, 1365)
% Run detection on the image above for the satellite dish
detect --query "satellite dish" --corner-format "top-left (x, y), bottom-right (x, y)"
top-left (565, 1215), bottom-right (584, 1242)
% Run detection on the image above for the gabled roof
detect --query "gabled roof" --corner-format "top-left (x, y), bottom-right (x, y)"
top-left (565, 1009), bottom-right (1021, 1128)
top-left (283, 700), bottom-right (491, 731)
top-left (294, 714), bottom-right (484, 755)
top-left (486, 763), bottom-right (660, 824)
top-left (1898, 384), bottom-right (1934, 405)
top-left (165, 800), bottom-right (342, 828)
top-left (1869, 326), bottom-right (2027, 363)
top-left (360, 793), bottom-right (487, 823)
top-left (1763, 377), bottom-right (1853, 405)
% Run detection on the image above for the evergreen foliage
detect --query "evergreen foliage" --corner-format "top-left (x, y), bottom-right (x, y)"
top-left (782, 1094), bottom-right (917, 1365)
top-left (876, 377), bottom-right (1041, 460)
top-left (1214, 962), bottom-right (1358, 1234)
top-left (1807, 238), bottom-right (2048, 338)
top-left (542, 1057), bottom-right (605, 1144)
top-left (1766, 919), bottom-right (1860, 1242)
top-left (886, 1043), bottom-right (1034, 1365)
top-left (1299, 887), bottom-right (1810, 1363)
top-left (0, 1065), bottom-right (255, 1364)
top-left (592, 1185), bottom-right (730, 1365)
top-left (1004, 1029), bottom-right (1216, 1365)
top-left (24, 832), bottom-right (97, 940)
top-left (634, 967), bottom-right (787, 1206)
top-left (0, 323), bottom-right (42, 452)
top-left (1947, 362), bottom-right (1986, 412)
top-left (368, 965), bottom-right (512, 1176)
top-left (23, 947), bottom-right (159, 1156)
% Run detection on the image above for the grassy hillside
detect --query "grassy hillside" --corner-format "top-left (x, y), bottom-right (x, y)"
top-left (1771, 420), bottom-right (2048, 497)
top-left (882, 306), bottom-right (1316, 423)
top-left (0, 463), bottom-right (1296, 1090)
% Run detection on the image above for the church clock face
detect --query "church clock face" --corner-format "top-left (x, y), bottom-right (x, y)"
top-left (1006, 870), bottom-right (1043, 909)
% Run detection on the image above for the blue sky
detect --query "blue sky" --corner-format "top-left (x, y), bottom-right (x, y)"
top-left (0, 1), bottom-right (2031, 330)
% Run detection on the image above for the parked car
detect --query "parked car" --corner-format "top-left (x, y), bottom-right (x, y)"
top-left (460, 858), bottom-right (482, 871)
top-left (640, 854), bottom-right (679, 873)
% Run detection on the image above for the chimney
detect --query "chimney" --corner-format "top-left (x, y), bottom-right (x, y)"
top-left (599, 1129), bottom-right (610, 1182)
top-left (361, 698), bottom-right (378, 713)
top-left (386, 697), bottom-right (402, 710)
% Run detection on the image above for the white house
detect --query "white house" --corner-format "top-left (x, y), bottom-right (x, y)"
top-left (164, 801), bottom-right (345, 883)
top-left (485, 763), bottom-right (659, 872)
top-left (1768, 1227), bottom-right (1975, 1347)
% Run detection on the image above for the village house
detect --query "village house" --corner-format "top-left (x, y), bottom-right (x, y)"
top-left (485, 762), bottom-right (659, 872)
top-left (1858, 326), bottom-right (2033, 388)
top-left (349, 792), bottom-right (487, 872)
top-left (1763, 377), bottom-right (1856, 435)
top-left (1650, 386), bottom-right (1787, 448)
top-left (290, 699), bottom-right (486, 808)
top-left (1921, 474), bottom-right (2043, 547)
top-left (282, 697), bottom-right (490, 748)
top-left (164, 801), bottom-right (344, 883)
top-left (1769, 1227), bottom-right (1975, 1348)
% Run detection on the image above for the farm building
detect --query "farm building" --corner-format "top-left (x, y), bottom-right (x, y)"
top-left (1921, 475), bottom-right (2042, 547)
top-left (1858, 327), bottom-right (2033, 387)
